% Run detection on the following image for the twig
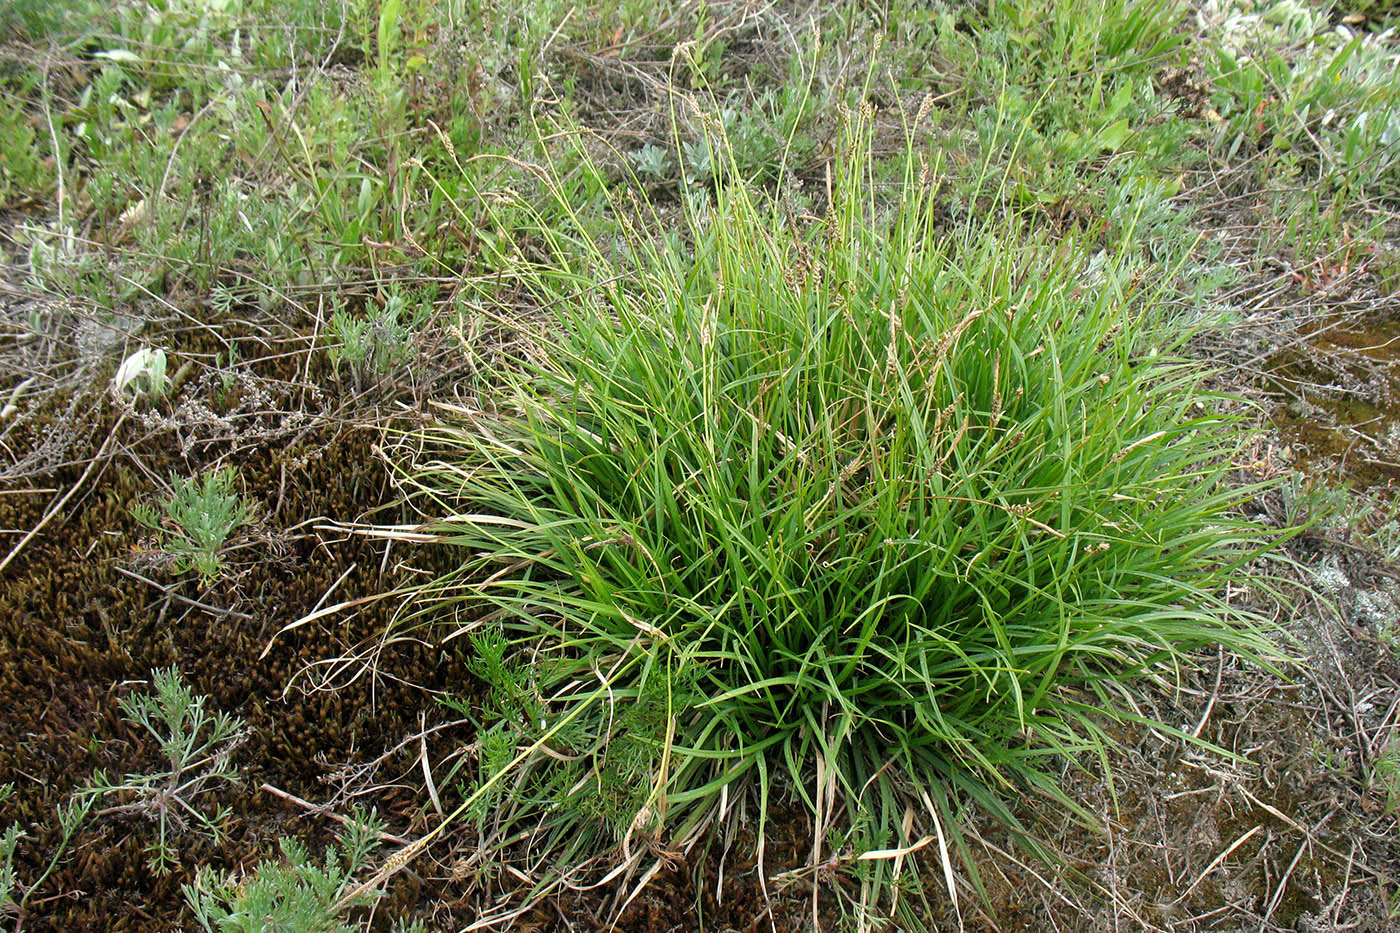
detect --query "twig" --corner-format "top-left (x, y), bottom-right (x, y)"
top-left (1173, 825), bottom-right (1262, 903)
top-left (419, 712), bottom-right (444, 817)
top-left (1235, 785), bottom-right (1398, 887)
top-left (1259, 834), bottom-right (1311, 930)
top-left (1192, 645), bottom-right (1226, 738)
top-left (40, 52), bottom-right (65, 237)
top-left (114, 566), bottom-right (254, 621)
top-left (0, 414), bottom-right (124, 575)
top-left (259, 783), bottom-right (412, 846)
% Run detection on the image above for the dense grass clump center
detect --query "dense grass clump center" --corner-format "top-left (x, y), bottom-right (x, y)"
top-left (399, 126), bottom-right (1273, 919)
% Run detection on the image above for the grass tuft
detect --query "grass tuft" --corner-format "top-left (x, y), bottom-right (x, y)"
top-left (387, 113), bottom-right (1280, 923)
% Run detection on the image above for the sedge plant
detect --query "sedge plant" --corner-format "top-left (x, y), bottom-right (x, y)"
top-left (373, 109), bottom-right (1280, 925)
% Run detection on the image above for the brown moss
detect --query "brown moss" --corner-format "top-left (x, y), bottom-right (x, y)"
top-left (0, 384), bottom-right (474, 929)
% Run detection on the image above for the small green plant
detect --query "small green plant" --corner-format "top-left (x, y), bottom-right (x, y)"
top-left (79, 667), bottom-right (247, 874)
top-left (1372, 739), bottom-right (1400, 814)
top-left (214, 341), bottom-right (240, 406)
top-left (327, 292), bottom-right (426, 376)
top-left (113, 347), bottom-right (170, 399)
top-left (680, 136), bottom-right (713, 186)
top-left (208, 285), bottom-right (242, 316)
top-left (1365, 504), bottom-right (1400, 567)
top-left (0, 75), bottom-right (46, 205)
top-left (1, 785), bottom-right (96, 927)
top-left (183, 809), bottom-right (390, 933)
top-left (628, 143), bottom-right (673, 180)
top-left (1278, 471), bottom-right (1351, 532)
top-left (0, 785), bottom-right (16, 919)
top-left (676, 99), bottom-right (804, 187)
top-left (132, 466), bottom-right (251, 585)
top-left (327, 304), bottom-right (371, 371)
top-left (1309, 738), bottom-right (1347, 774)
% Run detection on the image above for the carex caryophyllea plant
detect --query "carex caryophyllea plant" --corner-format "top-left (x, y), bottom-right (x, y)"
top-left (380, 112), bottom-right (1277, 925)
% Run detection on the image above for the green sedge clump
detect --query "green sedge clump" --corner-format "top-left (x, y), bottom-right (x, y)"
top-left (387, 112), bottom-right (1278, 925)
